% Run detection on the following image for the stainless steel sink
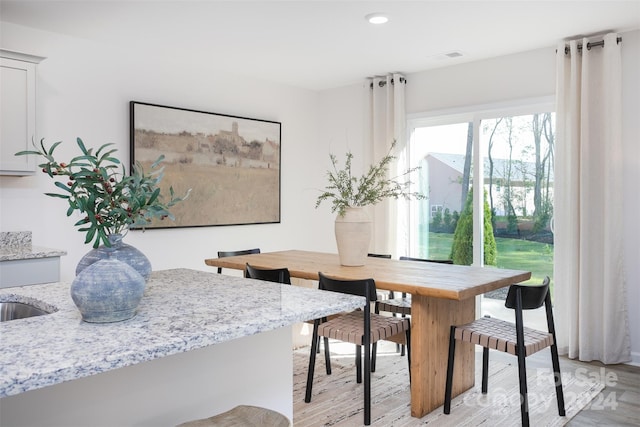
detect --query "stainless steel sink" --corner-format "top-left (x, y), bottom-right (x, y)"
top-left (0, 301), bottom-right (51, 322)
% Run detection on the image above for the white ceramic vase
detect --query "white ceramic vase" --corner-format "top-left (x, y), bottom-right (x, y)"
top-left (334, 206), bottom-right (372, 266)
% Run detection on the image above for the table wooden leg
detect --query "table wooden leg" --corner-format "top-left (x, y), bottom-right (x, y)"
top-left (409, 294), bottom-right (476, 418)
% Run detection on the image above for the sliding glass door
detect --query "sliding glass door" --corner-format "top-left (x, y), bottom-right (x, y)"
top-left (406, 100), bottom-right (555, 320)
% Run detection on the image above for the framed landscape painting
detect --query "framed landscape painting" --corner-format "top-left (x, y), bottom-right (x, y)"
top-left (130, 101), bottom-right (281, 228)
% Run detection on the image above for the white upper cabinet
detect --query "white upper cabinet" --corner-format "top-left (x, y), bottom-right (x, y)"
top-left (0, 50), bottom-right (45, 176)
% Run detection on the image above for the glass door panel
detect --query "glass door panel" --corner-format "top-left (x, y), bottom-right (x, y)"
top-left (478, 113), bottom-right (555, 328)
top-left (409, 122), bottom-right (472, 260)
top-left (479, 113), bottom-right (555, 287)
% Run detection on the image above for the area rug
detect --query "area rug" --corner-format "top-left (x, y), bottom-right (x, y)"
top-left (293, 345), bottom-right (604, 426)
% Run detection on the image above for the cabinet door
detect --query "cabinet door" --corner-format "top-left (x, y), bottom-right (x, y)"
top-left (0, 57), bottom-right (37, 175)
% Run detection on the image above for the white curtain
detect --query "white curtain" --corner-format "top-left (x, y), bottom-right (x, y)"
top-left (554, 33), bottom-right (630, 364)
top-left (364, 73), bottom-right (408, 257)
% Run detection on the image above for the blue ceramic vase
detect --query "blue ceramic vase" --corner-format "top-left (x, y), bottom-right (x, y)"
top-left (71, 257), bottom-right (146, 323)
top-left (76, 233), bottom-right (152, 282)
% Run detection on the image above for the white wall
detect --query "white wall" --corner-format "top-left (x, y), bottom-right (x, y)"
top-left (405, 47), bottom-right (556, 112)
top-left (318, 31), bottom-right (640, 365)
top-left (0, 22), bottom-right (337, 283)
top-left (2, 21), bottom-right (638, 365)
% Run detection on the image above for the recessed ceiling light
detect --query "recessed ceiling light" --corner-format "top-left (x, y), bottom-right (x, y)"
top-left (365, 13), bottom-right (388, 24)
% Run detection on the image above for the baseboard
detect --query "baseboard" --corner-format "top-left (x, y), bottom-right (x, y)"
top-left (627, 351), bottom-right (640, 367)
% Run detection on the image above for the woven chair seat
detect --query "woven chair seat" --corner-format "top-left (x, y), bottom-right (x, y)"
top-left (317, 311), bottom-right (410, 345)
top-left (455, 316), bottom-right (554, 357)
top-left (376, 298), bottom-right (411, 316)
top-left (177, 405), bottom-right (291, 427)
top-left (306, 273), bottom-right (411, 425)
top-left (445, 279), bottom-right (565, 426)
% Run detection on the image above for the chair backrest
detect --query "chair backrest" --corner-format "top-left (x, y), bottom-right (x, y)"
top-left (367, 253), bottom-right (391, 259)
top-left (216, 248), bottom-right (261, 274)
top-left (505, 276), bottom-right (550, 310)
top-left (399, 256), bottom-right (453, 264)
top-left (244, 263), bottom-right (291, 285)
top-left (318, 272), bottom-right (377, 302)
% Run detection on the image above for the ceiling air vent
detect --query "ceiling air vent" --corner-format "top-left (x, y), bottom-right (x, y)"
top-left (426, 51), bottom-right (464, 61)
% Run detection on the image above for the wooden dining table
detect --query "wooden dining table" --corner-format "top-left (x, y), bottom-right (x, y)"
top-left (204, 250), bottom-right (531, 418)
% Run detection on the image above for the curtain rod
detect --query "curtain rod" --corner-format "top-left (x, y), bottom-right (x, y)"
top-left (369, 76), bottom-right (407, 89)
top-left (564, 36), bottom-right (622, 54)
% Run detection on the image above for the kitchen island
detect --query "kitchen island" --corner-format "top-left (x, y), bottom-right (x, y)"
top-left (0, 231), bottom-right (66, 288)
top-left (0, 268), bottom-right (364, 426)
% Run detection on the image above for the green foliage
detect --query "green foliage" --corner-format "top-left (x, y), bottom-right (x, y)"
top-left (426, 232), bottom-right (552, 286)
top-left (429, 208), bottom-right (458, 233)
top-left (315, 140), bottom-right (426, 216)
top-left (16, 138), bottom-right (191, 248)
top-left (483, 196), bottom-right (497, 265)
top-left (451, 210), bottom-right (460, 230)
top-left (507, 213), bottom-right (518, 233)
top-left (431, 209), bottom-right (443, 230)
top-left (450, 187), bottom-right (497, 266)
top-left (442, 208), bottom-right (452, 230)
top-left (450, 196), bottom-right (473, 265)
top-left (533, 200), bottom-right (553, 233)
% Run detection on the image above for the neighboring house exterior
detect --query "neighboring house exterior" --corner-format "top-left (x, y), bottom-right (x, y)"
top-left (422, 153), bottom-right (554, 219)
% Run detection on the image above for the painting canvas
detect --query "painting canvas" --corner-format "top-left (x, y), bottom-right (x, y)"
top-left (130, 101), bottom-right (281, 228)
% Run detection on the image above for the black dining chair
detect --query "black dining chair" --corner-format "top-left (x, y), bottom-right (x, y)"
top-left (371, 256), bottom-right (453, 369)
top-left (244, 262), bottom-right (291, 284)
top-left (216, 248), bottom-right (260, 274)
top-left (380, 256), bottom-right (453, 310)
top-left (397, 256), bottom-right (454, 264)
top-left (305, 272), bottom-right (411, 426)
top-left (385, 255), bottom-right (452, 304)
top-left (444, 276), bottom-right (565, 427)
top-left (367, 253), bottom-right (392, 259)
top-left (244, 262), bottom-right (331, 360)
top-left (367, 253), bottom-right (393, 301)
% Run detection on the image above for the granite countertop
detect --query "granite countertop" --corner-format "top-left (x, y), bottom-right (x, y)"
top-left (0, 245), bottom-right (67, 261)
top-left (0, 268), bottom-right (364, 398)
top-left (0, 231), bottom-right (66, 261)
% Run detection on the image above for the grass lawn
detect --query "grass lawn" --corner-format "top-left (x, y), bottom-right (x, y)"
top-left (424, 232), bottom-right (554, 286)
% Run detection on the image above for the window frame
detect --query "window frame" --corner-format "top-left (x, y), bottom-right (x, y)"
top-left (406, 96), bottom-right (555, 266)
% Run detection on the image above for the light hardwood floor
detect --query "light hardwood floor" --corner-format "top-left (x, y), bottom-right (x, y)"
top-left (490, 349), bottom-right (640, 426)
top-left (295, 341), bottom-right (639, 426)
top-left (567, 359), bottom-right (640, 426)
top-left (482, 298), bottom-right (640, 425)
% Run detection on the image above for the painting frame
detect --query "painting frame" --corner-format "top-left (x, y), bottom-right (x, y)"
top-left (130, 101), bottom-right (281, 229)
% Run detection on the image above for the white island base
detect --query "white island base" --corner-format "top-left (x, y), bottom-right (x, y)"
top-left (1, 327), bottom-right (292, 426)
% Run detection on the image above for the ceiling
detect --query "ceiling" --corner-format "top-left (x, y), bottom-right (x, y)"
top-left (1, 0), bottom-right (639, 91)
